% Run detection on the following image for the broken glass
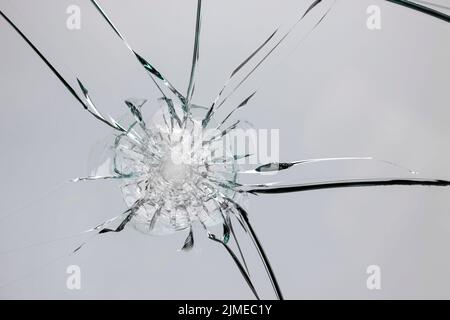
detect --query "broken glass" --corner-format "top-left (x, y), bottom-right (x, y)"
top-left (1, 0), bottom-right (449, 299)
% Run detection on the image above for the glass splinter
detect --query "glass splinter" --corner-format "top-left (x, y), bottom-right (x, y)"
top-left (1, 0), bottom-right (450, 299)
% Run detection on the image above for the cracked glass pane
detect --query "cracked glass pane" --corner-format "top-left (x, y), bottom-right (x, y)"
top-left (0, 0), bottom-right (449, 299)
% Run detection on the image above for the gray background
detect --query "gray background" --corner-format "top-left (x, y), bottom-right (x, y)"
top-left (0, 0), bottom-right (450, 299)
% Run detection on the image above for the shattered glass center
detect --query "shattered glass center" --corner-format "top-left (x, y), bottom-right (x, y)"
top-left (88, 98), bottom-right (242, 237)
top-left (160, 155), bottom-right (191, 185)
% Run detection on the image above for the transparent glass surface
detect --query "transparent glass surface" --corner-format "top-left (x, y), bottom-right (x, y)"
top-left (0, 0), bottom-right (450, 299)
